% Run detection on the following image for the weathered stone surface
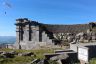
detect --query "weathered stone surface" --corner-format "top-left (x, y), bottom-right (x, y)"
top-left (50, 53), bottom-right (68, 60)
top-left (29, 59), bottom-right (40, 64)
top-left (1, 52), bottom-right (15, 58)
top-left (18, 52), bottom-right (34, 56)
top-left (14, 18), bottom-right (96, 50)
top-left (0, 51), bottom-right (3, 54)
top-left (92, 36), bottom-right (96, 40)
top-left (57, 59), bottom-right (62, 64)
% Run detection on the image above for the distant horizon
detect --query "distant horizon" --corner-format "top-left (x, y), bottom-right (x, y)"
top-left (0, 35), bottom-right (16, 37)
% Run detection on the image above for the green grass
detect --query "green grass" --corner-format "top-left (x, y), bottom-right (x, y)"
top-left (2, 48), bottom-right (95, 64)
top-left (48, 60), bottom-right (59, 64)
top-left (0, 48), bottom-right (62, 64)
top-left (89, 58), bottom-right (96, 64)
top-left (2, 48), bottom-right (96, 64)
top-left (0, 56), bottom-right (34, 64)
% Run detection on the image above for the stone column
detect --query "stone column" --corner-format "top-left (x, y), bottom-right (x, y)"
top-left (42, 32), bottom-right (47, 42)
top-left (15, 26), bottom-right (21, 49)
top-left (31, 26), bottom-right (39, 43)
top-left (16, 26), bottom-right (20, 43)
top-left (35, 26), bottom-right (39, 42)
top-left (25, 24), bottom-right (30, 41)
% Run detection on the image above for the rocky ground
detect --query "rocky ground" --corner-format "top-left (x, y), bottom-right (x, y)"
top-left (0, 47), bottom-right (63, 64)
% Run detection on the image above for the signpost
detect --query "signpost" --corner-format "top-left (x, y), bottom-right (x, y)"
top-left (78, 47), bottom-right (89, 64)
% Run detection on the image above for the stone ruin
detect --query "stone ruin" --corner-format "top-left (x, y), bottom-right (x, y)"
top-left (13, 18), bottom-right (96, 50)
top-left (14, 18), bottom-right (54, 50)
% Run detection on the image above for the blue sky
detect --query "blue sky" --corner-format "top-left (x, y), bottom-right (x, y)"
top-left (0, 0), bottom-right (96, 36)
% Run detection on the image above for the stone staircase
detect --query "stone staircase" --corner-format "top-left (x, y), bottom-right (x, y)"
top-left (42, 31), bottom-right (54, 45)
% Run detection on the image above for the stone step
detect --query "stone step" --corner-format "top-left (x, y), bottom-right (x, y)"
top-left (54, 49), bottom-right (73, 53)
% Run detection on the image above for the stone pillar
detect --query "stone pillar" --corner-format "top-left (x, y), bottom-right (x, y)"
top-left (31, 26), bottom-right (39, 43)
top-left (16, 26), bottom-right (20, 43)
top-left (25, 24), bottom-right (30, 41)
top-left (36, 30), bottom-right (39, 42)
top-left (35, 26), bottom-right (39, 42)
top-left (22, 20), bottom-right (30, 43)
top-left (39, 30), bottom-right (42, 42)
top-left (15, 25), bottom-right (21, 49)
top-left (42, 32), bottom-right (47, 42)
top-left (15, 18), bottom-right (27, 49)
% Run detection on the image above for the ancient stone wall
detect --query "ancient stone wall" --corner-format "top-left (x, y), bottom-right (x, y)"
top-left (14, 18), bottom-right (96, 49)
top-left (44, 24), bottom-right (91, 34)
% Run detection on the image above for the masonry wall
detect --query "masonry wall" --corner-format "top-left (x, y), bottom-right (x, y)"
top-left (15, 18), bottom-right (95, 49)
top-left (44, 24), bottom-right (91, 33)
